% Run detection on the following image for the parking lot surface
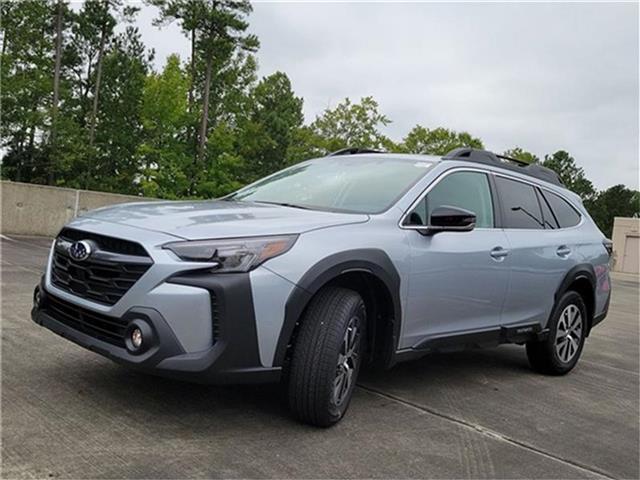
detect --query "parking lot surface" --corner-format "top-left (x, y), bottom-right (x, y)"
top-left (2, 235), bottom-right (638, 479)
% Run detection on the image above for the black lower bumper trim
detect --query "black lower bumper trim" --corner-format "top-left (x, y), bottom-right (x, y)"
top-left (590, 290), bottom-right (611, 332)
top-left (32, 278), bottom-right (280, 385)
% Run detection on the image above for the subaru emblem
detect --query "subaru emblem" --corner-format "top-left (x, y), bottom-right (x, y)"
top-left (68, 240), bottom-right (92, 261)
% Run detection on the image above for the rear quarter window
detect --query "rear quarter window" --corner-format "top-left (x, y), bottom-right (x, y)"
top-left (536, 189), bottom-right (559, 229)
top-left (541, 190), bottom-right (581, 228)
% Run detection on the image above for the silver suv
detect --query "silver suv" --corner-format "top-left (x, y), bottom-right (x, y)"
top-left (32, 148), bottom-right (612, 426)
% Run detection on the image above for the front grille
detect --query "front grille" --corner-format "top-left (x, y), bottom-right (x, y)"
top-left (51, 230), bottom-right (152, 305)
top-left (59, 228), bottom-right (148, 256)
top-left (45, 293), bottom-right (127, 347)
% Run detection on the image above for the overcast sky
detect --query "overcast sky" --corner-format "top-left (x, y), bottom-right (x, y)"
top-left (132, 1), bottom-right (639, 191)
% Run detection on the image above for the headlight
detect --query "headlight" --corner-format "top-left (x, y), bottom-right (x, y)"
top-left (162, 235), bottom-right (298, 272)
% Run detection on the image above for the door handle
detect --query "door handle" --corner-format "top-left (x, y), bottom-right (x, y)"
top-left (490, 247), bottom-right (510, 260)
top-left (556, 245), bottom-right (572, 257)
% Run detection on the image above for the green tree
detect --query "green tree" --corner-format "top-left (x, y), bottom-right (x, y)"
top-left (48, 0), bottom-right (70, 184)
top-left (589, 185), bottom-right (640, 238)
top-left (84, 1), bottom-right (138, 147)
top-left (198, 121), bottom-right (246, 198)
top-left (151, 0), bottom-right (259, 194)
top-left (205, 50), bottom-right (257, 129)
top-left (192, 0), bottom-right (258, 165)
top-left (148, 0), bottom-right (201, 113)
top-left (503, 147), bottom-right (539, 164)
top-left (185, 51), bottom-right (258, 196)
top-left (542, 151), bottom-right (596, 202)
top-left (87, 27), bottom-right (151, 192)
top-left (148, 0), bottom-right (206, 167)
top-left (399, 126), bottom-right (483, 156)
top-left (302, 96), bottom-right (392, 157)
top-left (284, 125), bottom-right (326, 165)
top-left (0, 0), bottom-right (56, 183)
top-left (137, 54), bottom-right (191, 198)
top-left (238, 71), bottom-right (304, 180)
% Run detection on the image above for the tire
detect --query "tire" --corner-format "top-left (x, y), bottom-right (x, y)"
top-left (287, 286), bottom-right (366, 427)
top-left (526, 291), bottom-right (587, 375)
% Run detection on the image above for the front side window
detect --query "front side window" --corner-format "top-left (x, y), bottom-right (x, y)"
top-left (404, 171), bottom-right (494, 228)
top-left (227, 157), bottom-right (435, 214)
top-left (495, 176), bottom-right (544, 229)
top-left (541, 190), bottom-right (581, 228)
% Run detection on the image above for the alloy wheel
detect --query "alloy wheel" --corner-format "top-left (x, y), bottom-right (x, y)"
top-left (555, 304), bottom-right (583, 363)
top-left (333, 316), bottom-right (361, 406)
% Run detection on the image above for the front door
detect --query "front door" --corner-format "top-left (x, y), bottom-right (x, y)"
top-left (400, 170), bottom-right (510, 349)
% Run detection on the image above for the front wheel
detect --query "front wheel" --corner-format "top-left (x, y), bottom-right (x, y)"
top-left (526, 291), bottom-right (587, 375)
top-left (287, 286), bottom-right (366, 427)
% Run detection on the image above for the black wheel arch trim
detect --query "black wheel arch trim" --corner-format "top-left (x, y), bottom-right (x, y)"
top-left (273, 249), bottom-right (402, 368)
top-left (554, 264), bottom-right (596, 299)
top-left (553, 264), bottom-right (597, 329)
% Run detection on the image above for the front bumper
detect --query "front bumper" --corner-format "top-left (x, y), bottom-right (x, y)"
top-left (32, 276), bottom-right (281, 384)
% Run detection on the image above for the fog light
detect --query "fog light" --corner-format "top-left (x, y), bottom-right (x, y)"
top-left (124, 320), bottom-right (154, 354)
top-left (34, 288), bottom-right (41, 306)
top-left (131, 328), bottom-right (143, 349)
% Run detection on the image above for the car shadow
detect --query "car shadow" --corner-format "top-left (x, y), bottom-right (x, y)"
top-left (42, 344), bottom-right (534, 433)
top-left (86, 364), bottom-right (288, 413)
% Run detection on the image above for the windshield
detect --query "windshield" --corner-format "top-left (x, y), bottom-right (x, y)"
top-left (227, 156), bottom-right (435, 214)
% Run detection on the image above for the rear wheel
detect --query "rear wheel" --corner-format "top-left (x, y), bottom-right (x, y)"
top-left (287, 286), bottom-right (366, 427)
top-left (526, 291), bottom-right (587, 375)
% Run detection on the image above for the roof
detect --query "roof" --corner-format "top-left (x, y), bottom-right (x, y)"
top-left (325, 147), bottom-right (564, 187)
top-left (325, 149), bottom-right (440, 163)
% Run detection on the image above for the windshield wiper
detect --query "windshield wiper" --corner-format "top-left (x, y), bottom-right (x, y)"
top-left (252, 201), bottom-right (312, 210)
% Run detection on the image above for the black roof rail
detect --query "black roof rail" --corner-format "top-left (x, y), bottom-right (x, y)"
top-left (495, 153), bottom-right (531, 166)
top-left (327, 147), bottom-right (385, 156)
top-left (443, 148), bottom-right (564, 187)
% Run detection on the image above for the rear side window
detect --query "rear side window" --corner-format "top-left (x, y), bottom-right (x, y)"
top-left (541, 190), bottom-right (581, 228)
top-left (495, 177), bottom-right (544, 229)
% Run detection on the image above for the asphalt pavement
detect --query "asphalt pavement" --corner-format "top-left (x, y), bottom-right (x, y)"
top-left (2, 235), bottom-right (638, 479)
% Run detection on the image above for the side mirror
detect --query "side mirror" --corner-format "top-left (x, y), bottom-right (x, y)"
top-left (422, 206), bottom-right (476, 235)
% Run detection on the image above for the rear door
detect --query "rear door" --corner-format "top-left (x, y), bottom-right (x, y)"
top-left (495, 175), bottom-right (581, 327)
top-left (401, 169), bottom-right (511, 348)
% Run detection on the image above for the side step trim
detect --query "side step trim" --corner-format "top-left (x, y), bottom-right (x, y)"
top-left (411, 323), bottom-right (543, 352)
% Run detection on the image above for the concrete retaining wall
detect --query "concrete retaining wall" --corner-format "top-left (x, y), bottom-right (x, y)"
top-left (1, 181), bottom-right (155, 237)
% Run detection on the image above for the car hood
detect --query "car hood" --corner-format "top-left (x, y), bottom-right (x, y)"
top-left (80, 200), bottom-right (369, 240)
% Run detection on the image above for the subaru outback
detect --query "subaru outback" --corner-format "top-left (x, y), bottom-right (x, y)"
top-left (32, 147), bottom-right (612, 427)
